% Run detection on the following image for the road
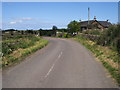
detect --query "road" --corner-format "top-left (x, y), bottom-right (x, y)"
top-left (3, 37), bottom-right (118, 88)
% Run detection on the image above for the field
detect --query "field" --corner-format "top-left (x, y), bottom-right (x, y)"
top-left (1, 34), bottom-right (48, 68)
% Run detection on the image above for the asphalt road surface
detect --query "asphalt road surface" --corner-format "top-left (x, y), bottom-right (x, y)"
top-left (3, 37), bottom-right (118, 88)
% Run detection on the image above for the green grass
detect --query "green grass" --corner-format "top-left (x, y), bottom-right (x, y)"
top-left (101, 60), bottom-right (120, 84)
top-left (2, 35), bottom-right (48, 68)
top-left (82, 29), bottom-right (102, 35)
top-left (2, 35), bottom-right (41, 56)
top-left (74, 35), bottom-right (120, 86)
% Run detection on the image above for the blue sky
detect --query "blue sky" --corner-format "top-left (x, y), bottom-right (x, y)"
top-left (2, 2), bottom-right (118, 30)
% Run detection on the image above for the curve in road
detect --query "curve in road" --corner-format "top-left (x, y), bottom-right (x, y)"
top-left (3, 37), bottom-right (118, 88)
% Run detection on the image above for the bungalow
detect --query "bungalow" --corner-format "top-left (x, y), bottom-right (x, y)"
top-left (80, 16), bottom-right (112, 30)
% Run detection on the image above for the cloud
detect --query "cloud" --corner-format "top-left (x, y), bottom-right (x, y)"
top-left (9, 17), bottom-right (33, 24)
top-left (10, 21), bottom-right (17, 24)
top-left (22, 17), bottom-right (32, 20)
top-left (18, 20), bottom-right (23, 23)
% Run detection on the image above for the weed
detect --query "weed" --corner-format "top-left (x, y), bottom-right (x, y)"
top-left (74, 35), bottom-right (120, 85)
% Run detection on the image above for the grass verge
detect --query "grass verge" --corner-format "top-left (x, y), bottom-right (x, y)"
top-left (2, 35), bottom-right (48, 68)
top-left (74, 35), bottom-right (120, 86)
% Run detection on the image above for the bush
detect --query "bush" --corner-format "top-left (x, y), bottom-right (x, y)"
top-left (116, 38), bottom-right (120, 55)
top-left (97, 24), bottom-right (120, 54)
top-left (2, 37), bottom-right (48, 67)
top-left (83, 29), bottom-right (101, 35)
top-left (2, 35), bottom-right (41, 56)
top-left (75, 35), bottom-right (120, 85)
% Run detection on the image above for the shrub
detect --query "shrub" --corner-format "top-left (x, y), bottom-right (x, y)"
top-left (2, 37), bottom-right (48, 67)
top-left (97, 24), bottom-right (120, 54)
top-left (116, 38), bottom-right (120, 55)
top-left (83, 29), bottom-right (101, 35)
top-left (2, 35), bottom-right (41, 56)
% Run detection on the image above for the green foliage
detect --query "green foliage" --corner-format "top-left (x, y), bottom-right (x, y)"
top-left (39, 30), bottom-right (55, 36)
top-left (52, 26), bottom-right (58, 30)
top-left (101, 60), bottom-right (120, 84)
top-left (39, 29), bottom-right (42, 36)
top-left (2, 35), bottom-right (41, 56)
top-left (26, 30), bottom-right (34, 34)
top-left (57, 28), bottom-right (68, 32)
top-left (57, 33), bottom-right (71, 38)
top-left (97, 24), bottom-right (120, 54)
top-left (75, 35), bottom-right (120, 85)
top-left (2, 36), bottom-right (48, 68)
top-left (116, 38), bottom-right (120, 55)
top-left (67, 20), bottom-right (81, 34)
top-left (52, 26), bottom-right (57, 36)
top-left (82, 29), bottom-right (101, 35)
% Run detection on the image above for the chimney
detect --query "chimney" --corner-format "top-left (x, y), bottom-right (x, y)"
top-left (107, 19), bottom-right (109, 22)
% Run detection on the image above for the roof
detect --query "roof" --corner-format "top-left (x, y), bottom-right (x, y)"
top-left (80, 20), bottom-right (111, 28)
top-left (98, 21), bottom-right (111, 27)
top-left (80, 20), bottom-right (94, 27)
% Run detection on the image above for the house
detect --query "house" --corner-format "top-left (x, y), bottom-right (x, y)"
top-left (80, 16), bottom-right (112, 30)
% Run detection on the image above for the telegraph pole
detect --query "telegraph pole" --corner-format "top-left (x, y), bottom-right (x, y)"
top-left (87, 7), bottom-right (90, 30)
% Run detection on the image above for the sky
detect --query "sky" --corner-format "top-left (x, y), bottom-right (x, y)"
top-left (118, 1), bottom-right (120, 23)
top-left (2, 2), bottom-right (118, 30)
top-left (1, 0), bottom-right (120, 2)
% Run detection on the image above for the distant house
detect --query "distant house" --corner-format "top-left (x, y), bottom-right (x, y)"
top-left (80, 16), bottom-right (112, 30)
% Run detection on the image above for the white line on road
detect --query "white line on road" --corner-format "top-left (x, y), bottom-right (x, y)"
top-left (45, 51), bottom-right (63, 78)
top-left (45, 64), bottom-right (55, 78)
top-left (58, 52), bottom-right (62, 59)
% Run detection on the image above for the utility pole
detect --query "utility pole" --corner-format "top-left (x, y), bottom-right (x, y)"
top-left (88, 7), bottom-right (90, 30)
top-left (88, 7), bottom-right (90, 25)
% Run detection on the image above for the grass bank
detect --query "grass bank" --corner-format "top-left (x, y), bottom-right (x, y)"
top-left (2, 35), bottom-right (48, 68)
top-left (74, 35), bottom-right (120, 86)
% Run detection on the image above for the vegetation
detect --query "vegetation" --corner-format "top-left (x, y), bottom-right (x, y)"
top-left (2, 22), bottom-right (120, 85)
top-left (67, 21), bottom-right (120, 85)
top-left (56, 33), bottom-right (71, 38)
top-left (97, 24), bottom-right (120, 55)
top-left (52, 26), bottom-right (58, 36)
top-left (78, 24), bottom-right (120, 55)
top-left (73, 24), bottom-right (120, 85)
top-left (82, 29), bottom-right (102, 35)
top-left (74, 35), bottom-right (120, 85)
top-left (67, 20), bottom-right (81, 34)
top-left (2, 35), bottom-right (40, 56)
top-left (2, 35), bottom-right (48, 68)
top-left (38, 29), bottom-right (55, 36)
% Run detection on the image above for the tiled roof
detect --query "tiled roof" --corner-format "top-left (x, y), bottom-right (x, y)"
top-left (80, 20), bottom-right (111, 28)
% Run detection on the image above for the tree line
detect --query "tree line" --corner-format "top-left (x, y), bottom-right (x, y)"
top-left (2, 20), bottom-right (120, 54)
top-left (2, 20), bottom-right (81, 37)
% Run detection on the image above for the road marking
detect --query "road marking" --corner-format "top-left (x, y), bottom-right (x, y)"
top-left (58, 52), bottom-right (62, 59)
top-left (45, 64), bottom-right (55, 78)
top-left (45, 51), bottom-right (63, 78)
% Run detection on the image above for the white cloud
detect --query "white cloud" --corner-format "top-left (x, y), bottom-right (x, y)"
top-left (22, 17), bottom-right (32, 20)
top-left (9, 17), bottom-right (33, 24)
top-left (10, 21), bottom-right (17, 24)
top-left (18, 20), bottom-right (23, 23)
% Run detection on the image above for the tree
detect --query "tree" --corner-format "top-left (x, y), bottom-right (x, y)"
top-left (52, 26), bottom-right (57, 36)
top-left (7, 29), bottom-right (15, 35)
top-left (21, 30), bottom-right (24, 35)
top-left (67, 20), bottom-right (81, 35)
top-left (39, 28), bottom-right (42, 36)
